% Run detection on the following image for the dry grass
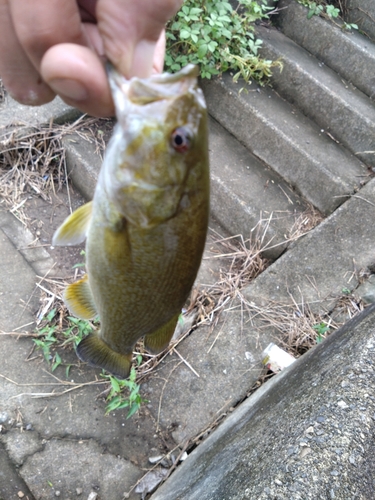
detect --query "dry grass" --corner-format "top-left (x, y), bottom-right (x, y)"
top-left (288, 203), bottom-right (324, 241)
top-left (189, 228), bottom-right (269, 324)
top-left (239, 290), bottom-right (366, 357)
top-left (0, 116), bottom-right (110, 225)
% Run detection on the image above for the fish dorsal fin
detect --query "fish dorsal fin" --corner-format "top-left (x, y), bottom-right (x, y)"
top-left (52, 202), bottom-right (92, 246)
top-left (76, 333), bottom-right (133, 379)
top-left (64, 275), bottom-right (97, 320)
top-left (144, 312), bottom-right (180, 354)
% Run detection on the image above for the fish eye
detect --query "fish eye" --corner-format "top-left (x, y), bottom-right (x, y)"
top-left (171, 127), bottom-right (191, 153)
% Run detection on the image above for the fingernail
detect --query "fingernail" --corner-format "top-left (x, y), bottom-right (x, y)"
top-left (130, 40), bottom-right (156, 78)
top-left (48, 78), bottom-right (88, 101)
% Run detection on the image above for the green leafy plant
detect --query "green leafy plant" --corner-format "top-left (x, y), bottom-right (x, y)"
top-left (312, 321), bottom-right (330, 343)
top-left (165, 0), bottom-right (283, 83)
top-left (103, 356), bottom-right (148, 418)
top-left (297, 0), bottom-right (358, 30)
top-left (34, 308), bottom-right (97, 375)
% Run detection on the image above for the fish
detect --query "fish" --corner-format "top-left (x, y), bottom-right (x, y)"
top-left (52, 64), bottom-right (209, 379)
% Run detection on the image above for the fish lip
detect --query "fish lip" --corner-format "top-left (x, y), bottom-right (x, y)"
top-left (107, 62), bottom-right (203, 109)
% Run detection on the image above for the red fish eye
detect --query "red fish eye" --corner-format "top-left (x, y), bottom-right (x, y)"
top-left (171, 127), bottom-right (191, 153)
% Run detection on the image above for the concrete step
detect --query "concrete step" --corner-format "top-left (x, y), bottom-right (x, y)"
top-left (201, 74), bottom-right (367, 216)
top-left (208, 118), bottom-right (310, 259)
top-left (257, 24), bottom-right (375, 166)
top-left (275, 0), bottom-right (375, 100)
top-left (345, 0), bottom-right (375, 41)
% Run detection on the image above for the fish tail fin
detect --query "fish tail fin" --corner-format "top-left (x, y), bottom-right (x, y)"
top-left (64, 275), bottom-right (97, 320)
top-left (144, 312), bottom-right (180, 354)
top-left (76, 334), bottom-right (132, 379)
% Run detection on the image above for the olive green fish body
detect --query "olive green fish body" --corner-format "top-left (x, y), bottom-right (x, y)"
top-left (53, 64), bottom-right (209, 378)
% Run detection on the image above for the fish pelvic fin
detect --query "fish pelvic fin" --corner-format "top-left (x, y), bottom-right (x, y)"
top-left (64, 275), bottom-right (97, 320)
top-left (76, 333), bottom-right (132, 379)
top-left (52, 201), bottom-right (92, 246)
top-left (144, 312), bottom-right (180, 354)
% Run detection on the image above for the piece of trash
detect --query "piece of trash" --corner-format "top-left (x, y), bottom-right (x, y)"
top-left (87, 493), bottom-right (98, 500)
top-left (135, 468), bottom-right (169, 499)
top-left (180, 451), bottom-right (188, 461)
top-left (148, 455), bottom-right (163, 464)
top-left (262, 343), bottom-right (296, 372)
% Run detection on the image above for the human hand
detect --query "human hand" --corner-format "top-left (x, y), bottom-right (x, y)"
top-left (0, 0), bottom-right (182, 116)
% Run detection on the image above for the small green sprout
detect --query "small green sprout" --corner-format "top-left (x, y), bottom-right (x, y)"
top-left (103, 356), bottom-right (148, 419)
top-left (312, 321), bottom-right (330, 343)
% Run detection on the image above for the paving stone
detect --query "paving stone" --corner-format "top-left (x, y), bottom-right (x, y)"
top-left (20, 439), bottom-right (141, 500)
top-left (0, 442), bottom-right (36, 500)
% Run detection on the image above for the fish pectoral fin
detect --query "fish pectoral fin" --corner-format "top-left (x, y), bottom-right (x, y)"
top-left (144, 312), bottom-right (180, 355)
top-left (64, 275), bottom-right (97, 320)
top-left (52, 201), bottom-right (93, 246)
top-left (76, 333), bottom-right (133, 379)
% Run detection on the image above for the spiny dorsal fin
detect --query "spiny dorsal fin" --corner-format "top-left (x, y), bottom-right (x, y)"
top-left (76, 334), bottom-right (133, 379)
top-left (64, 275), bottom-right (97, 320)
top-left (52, 201), bottom-right (92, 246)
top-left (143, 312), bottom-right (180, 354)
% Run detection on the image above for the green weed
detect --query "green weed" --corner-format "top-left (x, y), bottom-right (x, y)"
top-left (103, 356), bottom-right (148, 419)
top-left (34, 308), bottom-right (96, 375)
top-left (312, 321), bottom-right (330, 343)
top-left (298, 0), bottom-right (358, 30)
top-left (165, 0), bottom-right (283, 83)
top-left (34, 308), bottom-right (147, 418)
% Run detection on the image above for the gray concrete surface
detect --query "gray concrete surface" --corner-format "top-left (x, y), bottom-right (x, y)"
top-left (150, 302), bottom-right (375, 500)
top-left (258, 24), bottom-right (375, 165)
top-left (201, 74), bottom-right (367, 215)
top-left (0, 95), bottom-right (81, 129)
top-left (275, 0), bottom-right (375, 99)
top-left (243, 178), bottom-right (375, 313)
top-left (345, 0), bottom-right (375, 41)
top-left (209, 118), bottom-right (308, 260)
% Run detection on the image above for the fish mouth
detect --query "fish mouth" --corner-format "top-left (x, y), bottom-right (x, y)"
top-left (107, 63), bottom-right (205, 112)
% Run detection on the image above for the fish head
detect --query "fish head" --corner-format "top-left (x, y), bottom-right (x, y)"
top-left (103, 64), bottom-right (208, 228)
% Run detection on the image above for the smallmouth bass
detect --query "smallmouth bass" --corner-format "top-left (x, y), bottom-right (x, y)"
top-left (53, 64), bottom-right (209, 379)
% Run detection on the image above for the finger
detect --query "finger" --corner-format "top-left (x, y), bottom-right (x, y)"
top-left (97, 0), bottom-right (182, 77)
top-left (151, 30), bottom-right (166, 75)
top-left (9, 0), bottom-right (88, 71)
top-left (0, 0), bottom-right (55, 104)
top-left (41, 43), bottom-right (114, 117)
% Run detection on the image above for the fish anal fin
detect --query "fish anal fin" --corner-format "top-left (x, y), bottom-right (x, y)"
top-left (144, 312), bottom-right (180, 354)
top-left (76, 333), bottom-right (132, 379)
top-left (53, 201), bottom-right (93, 246)
top-left (64, 275), bottom-right (97, 320)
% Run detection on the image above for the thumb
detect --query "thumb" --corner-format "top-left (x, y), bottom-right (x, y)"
top-left (96, 0), bottom-right (182, 78)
